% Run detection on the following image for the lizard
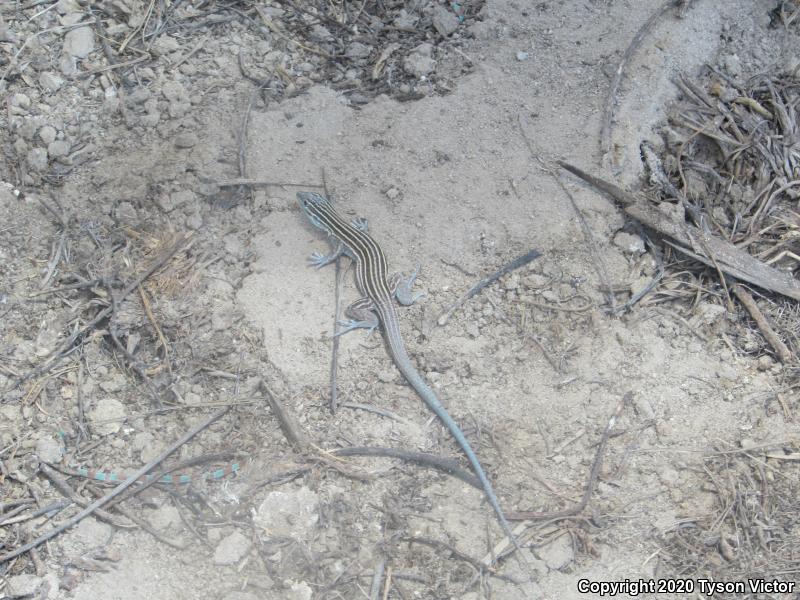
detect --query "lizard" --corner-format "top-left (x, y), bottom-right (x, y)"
top-left (297, 191), bottom-right (524, 556)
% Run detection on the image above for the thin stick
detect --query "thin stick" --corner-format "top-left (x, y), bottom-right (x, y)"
top-left (332, 446), bottom-right (481, 488)
top-left (436, 249), bottom-right (541, 326)
top-left (505, 391), bottom-right (631, 522)
top-left (0, 407), bottom-right (228, 563)
top-left (600, 0), bottom-right (691, 164)
top-left (16, 234), bottom-right (189, 385)
top-left (369, 557), bottom-right (386, 600)
top-left (215, 178), bottom-right (324, 189)
top-left (732, 284), bottom-right (793, 363)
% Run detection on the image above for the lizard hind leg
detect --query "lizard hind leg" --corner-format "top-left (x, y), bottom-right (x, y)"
top-left (335, 297), bottom-right (380, 336)
top-left (390, 265), bottom-right (425, 306)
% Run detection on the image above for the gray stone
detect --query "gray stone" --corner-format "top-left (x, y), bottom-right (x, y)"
top-left (394, 9), bottom-right (418, 29)
top-left (309, 24), bottom-right (332, 42)
top-left (185, 212), bottom-right (203, 230)
top-left (161, 81), bottom-right (187, 103)
top-left (47, 140), bottom-right (70, 159)
top-left (147, 505), bottom-right (181, 529)
top-left (26, 147), bottom-right (49, 172)
top-left (254, 487), bottom-right (319, 538)
top-left (13, 137), bottom-right (28, 156)
top-left (10, 93), bottom-right (31, 109)
top-left (432, 5), bottom-right (460, 36)
top-left (63, 25), bottom-right (95, 58)
top-left (35, 434), bottom-right (64, 462)
top-left (87, 398), bottom-right (126, 436)
top-left (141, 111), bottom-right (160, 127)
top-left (38, 125), bottom-right (57, 145)
top-left (539, 533), bottom-right (573, 570)
top-left (39, 71), bottom-right (65, 92)
top-left (404, 43), bottom-right (436, 78)
top-left (126, 87), bottom-right (151, 105)
top-left (116, 202), bottom-right (137, 222)
top-left (346, 42), bottom-right (372, 59)
top-left (516, 51), bottom-right (529, 61)
top-left (613, 231), bottom-right (645, 255)
top-left (286, 582), bottom-right (313, 600)
top-left (59, 54), bottom-right (77, 76)
top-left (163, 189), bottom-right (194, 212)
top-left (174, 132), bottom-right (198, 148)
top-left (723, 53), bottom-right (742, 77)
top-left (211, 303), bottom-right (235, 331)
top-left (213, 530), bottom-right (251, 565)
top-left (71, 518), bottom-right (112, 550)
top-left (5, 574), bottom-right (43, 597)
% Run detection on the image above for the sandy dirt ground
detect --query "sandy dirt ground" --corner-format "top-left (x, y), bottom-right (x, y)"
top-left (2, 0), bottom-right (799, 598)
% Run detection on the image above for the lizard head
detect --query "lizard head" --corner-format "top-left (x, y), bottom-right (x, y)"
top-left (297, 191), bottom-right (335, 233)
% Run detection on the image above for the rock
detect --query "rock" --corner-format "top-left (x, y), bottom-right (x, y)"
top-left (211, 303), bottom-right (235, 331)
top-left (70, 518), bottom-right (112, 551)
top-left (5, 574), bottom-right (43, 597)
top-left (87, 398), bottom-right (126, 436)
top-left (394, 9), bottom-right (418, 29)
top-left (131, 431), bottom-right (154, 454)
top-left (147, 505), bottom-right (181, 529)
top-left (287, 581), bottom-right (313, 600)
top-left (38, 125), bottom-right (57, 145)
top-left (63, 25), bottom-right (95, 58)
top-left (26, 148), bottom-right (49, 172)
top-left (716, 364), bottom-right (738, 381)
top-left (345, 42), bottom-right (372, 59)
top-left (126, 87), bottom-right (151, 105)
top-left (404, 43), bottom-right (436, 78)
top-left (385, 187), bottom-right (399, 199)
top-left (516, 51), bottom-right (530, 61)
top-left (432, 5), bottom-right (460, 36)
top-left (185, 211), bottom-right (203, 230)
top-left (99, 373), bottom-right (126, 393)
top-left (56, 0), bottom-right (81, 13)
top-left (174, 132), bottom-right (198, 148)
top-left (35, 434), bottom-right (64, 463)
top-left (168, 102), bottom-right (190, 118)
top-left (723, 54), bottom-right (742, 78)
top-left (141, 112), bottom-right (160, 127)
top-left (162, 189), bottom-right (194, 212)
top-left (504, 273), bottom-right (520, 291)
top-left (48, 140), bottom-right (70, 159)
top-left (116, 201), bottom-right (137, 222)
top-left (161, 81), bottom-right (187, 103)
top-left (223, 234), bottom-right (243, 257)
top-left (151, 35), bottom-right (180, 56)
top-left (254, 487), bottom-right (319, 538)
top-left (539, 533), bottom-right (573, 570)
top-left (213, 530), bottom-right (251, 565)
top-left (613, 231), bottom-right (645, 255)
top-left (309, 24), bottom-right (333, 42)
top-left (39, 71), bottom-right (65, 92)
top-left (13, 137), bottom-right (28, 156)
top-left (757, 355), bottom-right (774, 371)
top-left (59, 55), bottom-right (77, 76)
top-left (11, 93), bottom-right (31, 109)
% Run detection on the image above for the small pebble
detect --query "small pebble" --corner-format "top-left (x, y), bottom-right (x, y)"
top-left (516, 51), bottom-right (530, 61)
top-left (48, 140), bottom-right (70, 159)
top-left (174, 132), bottom-right (198, 148)
top-left (38, 125), bottom-right (57, 145)
top-left (26, 148), bottom-right (49, 172)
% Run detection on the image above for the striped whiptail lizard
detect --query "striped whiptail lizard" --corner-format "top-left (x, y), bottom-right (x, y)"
top-left (297, 191), bottom-right (524, 555)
